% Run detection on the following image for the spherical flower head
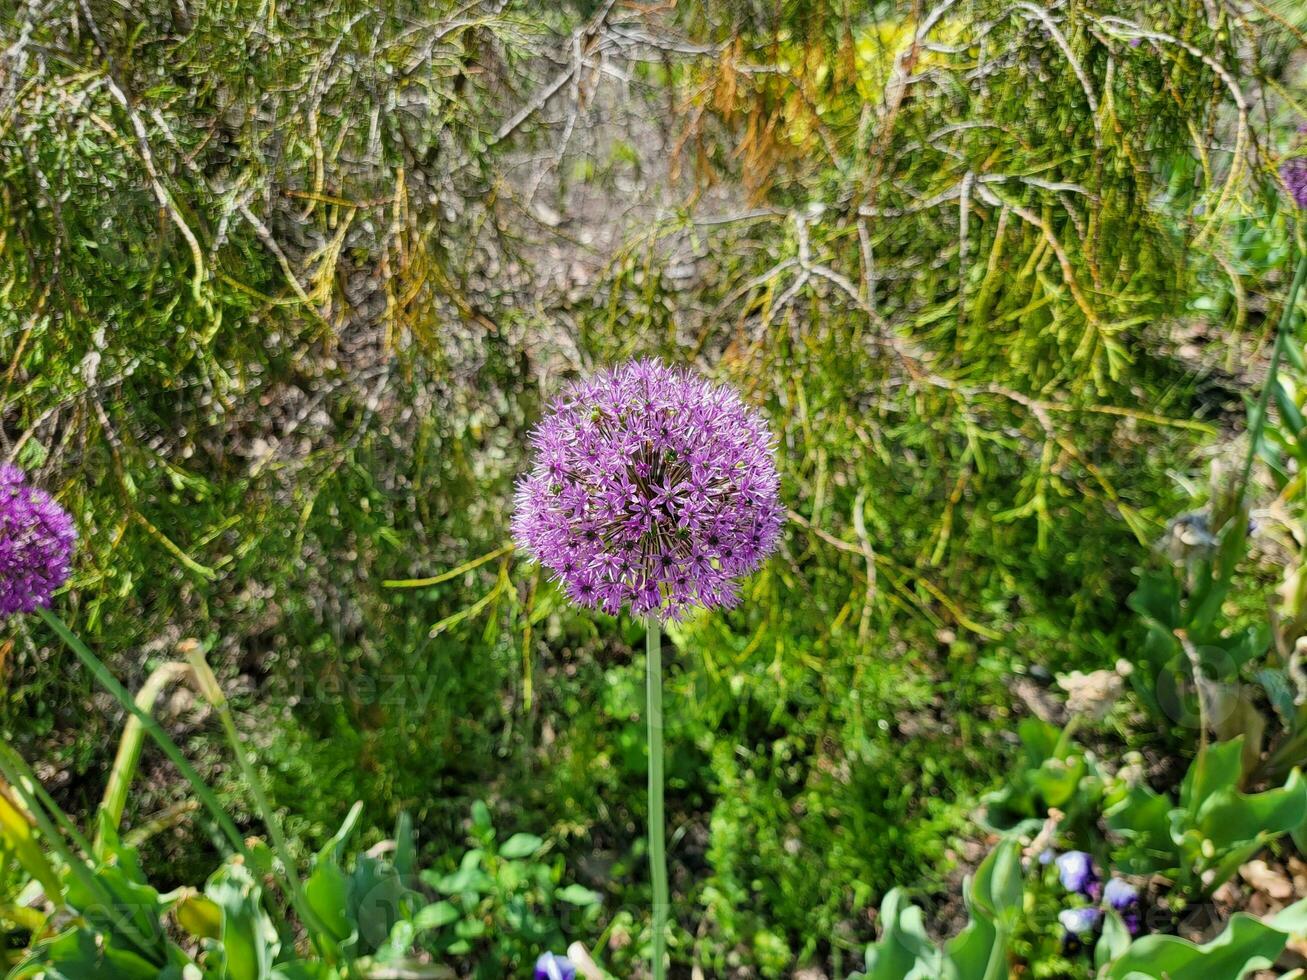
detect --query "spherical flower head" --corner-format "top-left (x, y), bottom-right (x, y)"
top-left (1283, 157), bottom-right (1307, 210)
top-left (512, 360), bottom-right (784, 621)
top-left (534, 952), bottom-right (576, 980)
top-left (0, 465), bottom-right (76, 618)
top-left (1055, 851), bottom-right (1097, 897)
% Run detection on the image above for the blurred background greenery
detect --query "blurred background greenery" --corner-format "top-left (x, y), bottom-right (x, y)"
top-left (2, 0), bottom-right (1306, 974)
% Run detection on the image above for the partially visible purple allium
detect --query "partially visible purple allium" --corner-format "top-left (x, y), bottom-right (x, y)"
top-left (512, 360), bottom-right (784, 621)
top-left (1283, 157), bottom-right (1307, 210)
top-left (1056, 851), bottom-right (1098, 897)
top-left (534, 952), bottom-right (576, 980)
top-left (0, 465), bottom-right (75, 617)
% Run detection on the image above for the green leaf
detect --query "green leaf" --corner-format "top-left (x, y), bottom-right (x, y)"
top-left (305, 857), bottom-right (352, 944)
top-left (1197, 769), bottom-right (1307, 849)
top-left (8, 927), bottom-right (164, 979)
top-left (1181, 738), bottom-right (1244, 813)
top-left (556, 883), bottom-right (602, 906)
top-left (860, 888), bottom-right (941, 980)
top-left (412, 900), bottom-right (460, 931)
top-left (1096, 910), bottom-right (1132, 970)
top-left (0, 791), bottom-right (62, 902)
top-left (1101, 912), bottom-right (1289, 979)
top-left (347, 853), bottom-right (418, 955)
top-left (430, 850), bottom-right (492, 896)
top-left (206, 860), bottom-right (279, 980)
top-left (498, 833), bottom-right (545, 859)
top-left (470, 800), bottom-right (494, 842)
top-left (1031, 756), bottom-right (1087, 809)
top-left (393, 811), bottom-right (416, 879)
top-left (1274, 379), bottom-right (1306, 437)
top-left (968, 838), bottom-right (1022, 923)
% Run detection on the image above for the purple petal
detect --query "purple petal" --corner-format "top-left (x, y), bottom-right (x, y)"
top-left (534, 952), bottom-right (577, 980)
top-left (1055, 851), bottom-right (1096, 896)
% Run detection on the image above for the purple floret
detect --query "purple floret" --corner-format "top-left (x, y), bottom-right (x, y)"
top-left (534, 952), bottom-right (577, 980)
top-left (512, 360), bottom-right (784, 621)
top-left (0, 465), bottom-right (76, 618)
top-left (1103, 877), bottom-right (1138, 911)
top-left (1283, 157), bottom-right (1307, 210)
top-left (1055, 851), bottom-right (1097, 897)
top-left (1058, 906), bottom-right (1102, 937)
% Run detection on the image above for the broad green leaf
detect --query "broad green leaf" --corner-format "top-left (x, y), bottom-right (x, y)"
top-left (8, 927), bottom-right (163, 979)
top-left (347, 853), bottom-right (421, 954)
top-left (1180, 738), bottom-right (1244, 813)
top-left (206, 860), bottom-right (279, 980)
top-left (859, 889), bottom-right (940, 980)
top-left (173, 889), bottom-right (223, 940)
top-left (305, 857), bottom-right (352, 944)
top-left (1197, 769), bottom-right (1307, 848)
top-left (944, 874), bottom-right (1002, 980)
top-left (1106, 784), bottom-right (1178, 874)
top-left (1101, 912), bottom-right (1288, 979)
top-left (1096, 910), bottom-right (1132, 970)
top-left (1031, 756), bottom-right (1087, 809)
top-left (968, 839), bottom-right (1022, 922)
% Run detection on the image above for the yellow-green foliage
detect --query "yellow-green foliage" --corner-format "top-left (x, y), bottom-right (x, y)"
top-left (1, 0), bottom-right (1302, 974)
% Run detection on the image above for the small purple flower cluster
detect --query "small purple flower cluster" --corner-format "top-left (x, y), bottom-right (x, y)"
top-left (1052, 851), bottom-right (1141, 948)
top-left (0, 465), bottom-right (75, 618)
top-left (1283, 157), bottom-right (1307, 210)
top-left (534, 952), bottom-right (576, 980)
top-left (513, 360), bottom-right (784, 621)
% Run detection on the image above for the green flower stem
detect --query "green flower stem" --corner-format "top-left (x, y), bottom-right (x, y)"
top-left (36, 607), bottom-right (247, 857)
top-left (181, 644), bottom-right (341, 963)
top-left (1238, 250), bottom-right (1307, 499)
top-left (646, 616), bottom-right (668, 980)
top-left (99, 660), bottom-right (192, 847)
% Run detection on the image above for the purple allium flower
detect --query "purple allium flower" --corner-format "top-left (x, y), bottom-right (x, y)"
top-left (512, 360), bottom-right (784, 621)
top-left (0, 465), bottom-right (75, 617)
top-left (1055, 851), bottom-right (1097, 897)
top-left (1059, 906), bottom-right (1102, 937)
top-left (1283, 157), bottom-right (1307, 210)
top-left (534, 952), bottom-right (576, 980)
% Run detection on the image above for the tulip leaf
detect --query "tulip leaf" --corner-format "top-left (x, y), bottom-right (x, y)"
top-left (1101, 912), bottom-right (1289, 979)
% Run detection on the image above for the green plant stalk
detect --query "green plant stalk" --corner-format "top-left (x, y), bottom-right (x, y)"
top-left (182, 645), bottom-right (342, 965)
top-left (36, 608), bottom-right (247, 857)
top-left (1238, 251), bottom-right (1307, 501)
top-left (99, 661), bottom-right (192, 849)
top-left (646, 617), bottom-right (668, 980)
